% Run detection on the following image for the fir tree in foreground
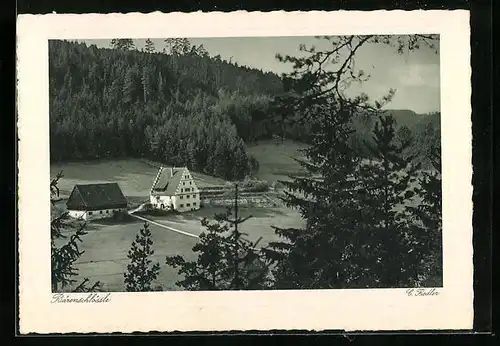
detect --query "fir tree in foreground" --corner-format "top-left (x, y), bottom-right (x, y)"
top-left (360, 114), bottom-right (443, 287)
top-left (263, 35), bottom-right (441, 289)
top-left (263, 101), bottom-right (377, 289)
top-left (357, 114), bottom-right (424, 287)
top-left (408, 144), bottom-right (443, 286)
top-left (51, 171), bottom-right (101, 292)
top-left (124, 222), bottom-right (161, 292)
top-left (165, 186), bottom-right (270, 290)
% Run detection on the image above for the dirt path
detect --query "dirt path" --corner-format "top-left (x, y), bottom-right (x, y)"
top-left (128, 211), bottom-right (261, 251)
top-left (128, 212), bottom-right (200, 239)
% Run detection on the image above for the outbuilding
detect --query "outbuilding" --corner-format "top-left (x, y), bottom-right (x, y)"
top-left (66, 183), bottom-right (128, 221)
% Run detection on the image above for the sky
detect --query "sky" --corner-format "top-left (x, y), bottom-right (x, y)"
top-left (81, 36), bottom-right (440, 114)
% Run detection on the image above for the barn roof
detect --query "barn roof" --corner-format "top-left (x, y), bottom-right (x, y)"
top-left (151, 167), bottom-right (187, 196)
top-left (66, 183), bottom-right (128, 211)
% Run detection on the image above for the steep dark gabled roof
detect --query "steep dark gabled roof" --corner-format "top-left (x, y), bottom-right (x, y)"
top-left (151, 167), bottom-right (186, 196)
top-left (66, 183), bottom-right (128, 211)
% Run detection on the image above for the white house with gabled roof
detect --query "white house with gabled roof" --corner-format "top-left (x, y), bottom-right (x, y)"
top-left (66, 183), bottom-right (128, 221)
top-left (149, 166), bottom-right (201, 212)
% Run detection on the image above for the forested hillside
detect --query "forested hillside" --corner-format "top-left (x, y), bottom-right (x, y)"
top-left (49, 39), bottom-right (286, 180)
top-left (49, 39), bottom-right (440, 180)
top-left (350, 109), bottom-right (441, 168)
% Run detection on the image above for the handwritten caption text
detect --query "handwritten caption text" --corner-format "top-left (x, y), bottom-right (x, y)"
top-left (406, 288), bottom-right (440, 297)
top-left (51, 293), bottom-right (111, 303)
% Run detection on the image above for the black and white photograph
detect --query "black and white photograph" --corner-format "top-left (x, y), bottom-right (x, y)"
top-left (49, 34), bottom-right (443, 293)
top-left (17, 10), bottom-right (473, 333)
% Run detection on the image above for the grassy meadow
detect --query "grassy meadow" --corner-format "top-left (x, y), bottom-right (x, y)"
top-left (53, 202), bottom-right (304, 292)
top-left (246, 139), bottom-right (308, 183)
top-left (55, 217), bottom-right (199, 291)
top-left (145, 206), bottom-right (304, 248)
top-left (53, 202), bottom-right (303, 291)
top-left (50, 142), bottom-right (307, 291)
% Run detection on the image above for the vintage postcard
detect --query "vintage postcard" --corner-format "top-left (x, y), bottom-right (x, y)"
top-left (17, 10), bottom-right (473, 333)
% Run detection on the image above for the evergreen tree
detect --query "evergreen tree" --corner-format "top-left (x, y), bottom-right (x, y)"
top-left (164, 38), bottom-right (191, 73)
top-left (233, 138), bottom-right (250, 179)
top-left (171, 38), bottom-right (191, 55)
top-left (408, 144), bottom-right (443, 286)
top-left (396, 125), bottom-right (414, 147)
top-left (157, 70), bottom-right (165, 103)
top-left (165, 185), bottom-right (270, 290)
top-left (263, 101), bottom-right (372, 289)
top-left (263, 35), bottom-right (439, 289)
top-left (141, 65), bottom-right (152, 103)
top-left (144, 38), bottom-right (156, 53)
top-left (192, 44), bottom-right (209, 57)
top-left (110, 38), bottom-right (135, 50)
top-left (51, 171), bottom-right (101, 292)
top-left (396, 124), bottom-right (415, 160)
top-left (123, 66), bottom-right (139, 104)
top-left (124, 222), bottom-right (161, 292)
top-left (212, 137), bottom-right (229, 178)
top-left (357, 114), bottom-right (422, 287)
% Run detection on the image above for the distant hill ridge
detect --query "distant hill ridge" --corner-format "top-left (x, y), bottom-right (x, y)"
top-left (349, 109), bottom-right (441, 169)
top-left (352, 108), bottom-right (439, 134)
top-left (383, 109), bottom-right (440, 130)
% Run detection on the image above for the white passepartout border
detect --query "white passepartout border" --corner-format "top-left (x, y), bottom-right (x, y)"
top-left (17, 10), bottom-right (473, 333)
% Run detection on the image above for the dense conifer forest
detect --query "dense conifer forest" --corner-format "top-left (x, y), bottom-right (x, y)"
top-left (49, 39), bottom-right (440, 180)
top-left (49, 39), bottom-right (286, 180)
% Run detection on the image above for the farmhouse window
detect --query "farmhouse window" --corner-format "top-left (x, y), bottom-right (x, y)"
top-left (183, 182), bottom-right (185, 185)
top-left (186, 203), bottom-right (190, 207)
top-left (180, 195), bottom-right (183, 199)
top-left (193, 202), bottom-right (196, 206)
top-left (100, 211), bottom-right (103, 214)
top-left (89, 211), bottom-right (93, 215)
top-left (180, 204), bottom-right (184, 208)
top-left (106, 210), bottom-right (109, 213)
